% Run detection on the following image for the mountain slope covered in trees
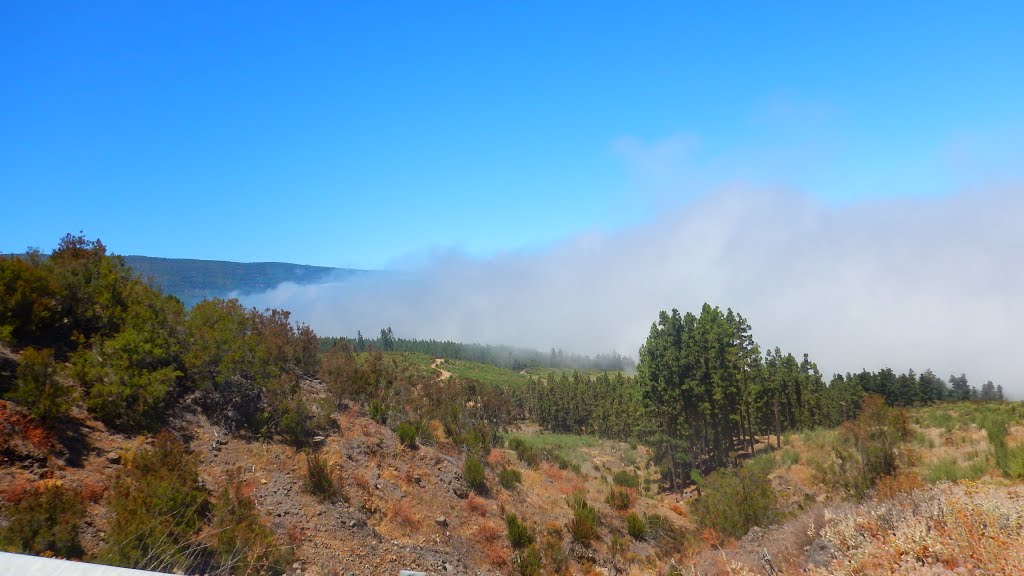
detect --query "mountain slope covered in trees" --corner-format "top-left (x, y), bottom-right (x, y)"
top-left (122, 255), bottom-right (368, 307)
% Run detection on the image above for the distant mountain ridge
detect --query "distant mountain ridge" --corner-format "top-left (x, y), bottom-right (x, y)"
top-left (122, 255), bottom-right (368, 307)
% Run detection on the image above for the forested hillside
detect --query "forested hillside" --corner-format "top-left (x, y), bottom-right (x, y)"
top-left (122, 255), bottom-right (366, 307)
top-left (321, 331), bottom-right (636, 373)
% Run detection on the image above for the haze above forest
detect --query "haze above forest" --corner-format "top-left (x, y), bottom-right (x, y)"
top-left (245, 187), bottom-right (1022, 396)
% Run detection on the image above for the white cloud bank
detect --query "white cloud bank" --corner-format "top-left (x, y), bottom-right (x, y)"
top-left (245, 186), bottom-right (1024, 396)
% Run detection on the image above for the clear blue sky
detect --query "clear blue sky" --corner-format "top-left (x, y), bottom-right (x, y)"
top-left (2, 2), bottom-right (1022, 268)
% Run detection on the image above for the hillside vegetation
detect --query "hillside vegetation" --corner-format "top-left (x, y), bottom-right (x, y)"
top-left (1, 234), bottom-right (1022, 575)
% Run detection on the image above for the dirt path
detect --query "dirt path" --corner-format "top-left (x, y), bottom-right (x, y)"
top-left (431, 358), bottom-right (452, 381)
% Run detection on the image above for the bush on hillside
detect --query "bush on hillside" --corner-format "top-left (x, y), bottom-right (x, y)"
top-left (827, 395), bottom-right (910, 497)
top-left (566, 492), bottom-right (600, 546)
top-left (506, 436), bottom-right (540, 468)
top-left (304, 451), bottom-right (340, 501)
top-left (396, 420), bottom-right (418, 449)
top-left (514, 545), bottom-right (541, 576)
top-left (73, 282), bottom-right (186, 431)
top-left (99, 432), bottom-right (209, 572)
top-left (625, 512), bottom-right (647, 541)
top-left (464, 457), bottom-right (488, 495)
top-left (611, 469), bottom-right (639, 488)
top-left (691, 457), bottom-right (778, 540)
top-left (504, 513), bottom-right (534, 550)
top-left (605, 486), bottom-right (633, 510)
top-left (211, 469), bottom-right (293, 575)
top-left (7, 347), bottom-right (72, 426)
top-left (498, 467), bottom-right (522, 490)
top-left (0, 482), bottom-right (85, 557)
top-left (368, 399), bottom-right (388, 424)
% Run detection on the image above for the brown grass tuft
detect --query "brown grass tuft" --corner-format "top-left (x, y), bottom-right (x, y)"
top-left (476, 520), bottom-right (503, 542)
top-left (482, 540), bottom-right (509, 567)
top-left (0, 478), bottom-right (33, 503)
top-left (486, 448), bottom-right (505, 468)
top-left (81, 479), bottom-right (107, 503)
top-left (388, 498), bottom-right (422, 530)
top-left (466, 492), bottom-right (489, 516)
top-left (874, 471), bottom-right (925, 500)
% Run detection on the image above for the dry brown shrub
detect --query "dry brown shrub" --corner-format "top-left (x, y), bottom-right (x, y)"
top-left (669, 502), bottom-right (687, 517)
top-left (476, 520), bottom-right (503, 542)
top-left (539, 462), bottom-right (565, 482)
top-left (874, 471), bottom-right (925, 500)
top-left (700, 527), bottom-right (723, 548)
top-left (0, 400), bottom-right (54, 453)
top-left (285, 521), bottom-right (305, 547)
top-left (466, 492), bottom-right (489, 516)
top-left (352, 470), bottom-right (369, 489)
top-left (486, 448), bottom-right (505, 468)
top-left (1, 478), bottom-right (33, 503)
top-left (81, 479), bottom-right (107, 503)
top-left (482, 540), bottom-right (509, 567)
top-left (388, 498), bottom-right (422, 530)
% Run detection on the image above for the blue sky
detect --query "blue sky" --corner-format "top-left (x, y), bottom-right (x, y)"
top-left (2, 1), bottom-right (1022, 268)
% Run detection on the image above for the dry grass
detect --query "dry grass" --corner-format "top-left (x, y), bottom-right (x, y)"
top-left (351, 469), bottom-right (370, 490)
top-left (0, 400), bottom-right (55, 454)
top-left (486, 448), bottom-right (506, 468)
top-left (0, 477), bottom-right (34, 503)
top-left (539, 461), bottom-right (566, 483)
top-left (466, 492), bottom-right (489, 516)
top-left (387, 497), bottom-right (422, 530)
top-left (476, 519), bottom-right (504, 542)
top-left (874, 471), bottom-right (926, 500)
top-left (81, 479), bottom-right (107, 503)
top-left (811, 481), bottom-right (1024, 575)
top-left (482, 540), bottom-right (509, 567)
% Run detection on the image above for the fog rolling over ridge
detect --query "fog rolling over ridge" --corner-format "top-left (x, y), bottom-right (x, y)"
top-left (245, 188), bottom-right (1023, 395)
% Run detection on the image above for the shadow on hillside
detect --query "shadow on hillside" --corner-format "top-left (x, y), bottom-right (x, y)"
top-left (56, 420), bottom-right (90, 468)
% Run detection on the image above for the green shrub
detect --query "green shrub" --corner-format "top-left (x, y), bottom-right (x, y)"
top-left (625, 513), bottom-right (647, 541)
top-left (99, 432), bottom-right (209, 572)
top-left (304, 451), bottom-right (339, 501)
top-left (368, 399), bottom-right (388, 424)
top-left (505, 513), bottom-right (534, 550)
top-left (827, 395), bottom-right (910, 497)
top-left (276, 394), bottom-right (314, 448)
top-left (506, 437), bottom-right (540, 468)
top-left (514, 545), bottom-right (541, 576)
top-left (924, 456), bottom-right (989, 482)
top-left (611, 469), bottom-right (639, 488)
top-left (7, 347), bottom-right (72, 426)
top-left (464, 457), bottom-right (487, 495)
top-left (566, 492), bottom-right (599, 546)
top-left (540, 526), bottom-right (568, 573)
top-left (499, 467), bottom-right (522, 490)
top-left (1002, 444), bottom-right (1024, 479)
top-left (396, 420), bottom-right (418, 449)
top-left (691, 458), bottom-right (778, 540)
top-left (605, 486), bottom-right (632, 510)
top-left (212, 469), bottom-right (293, 575)
top-left (76, 285), bottom-right (186, 431)
top-left (550, 452), bottom-right (582, 475)
top-left (780, 448), bottom-right (800, 467)
top-left (0, 483), bottom-right (85, 557)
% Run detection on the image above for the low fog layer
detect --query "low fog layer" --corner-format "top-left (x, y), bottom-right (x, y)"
top-left (244, 188), bottom-right (1022, 395)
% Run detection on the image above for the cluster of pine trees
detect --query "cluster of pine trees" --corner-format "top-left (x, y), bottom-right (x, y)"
top-left (509, 304), bottom-right (1004, 490)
